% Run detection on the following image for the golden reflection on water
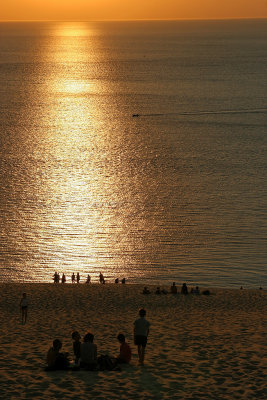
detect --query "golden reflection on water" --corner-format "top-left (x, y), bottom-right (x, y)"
top-left (56, 79), bottom-right (93, 95)
top-left (33, 22), bottom-right (116, 281)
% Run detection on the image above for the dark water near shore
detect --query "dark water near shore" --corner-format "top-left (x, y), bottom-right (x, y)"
top-left (0, 19), bottom-right (267, 287)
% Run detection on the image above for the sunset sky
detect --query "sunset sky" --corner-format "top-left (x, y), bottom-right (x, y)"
top-left (1, 0), bottom-right (267, 21)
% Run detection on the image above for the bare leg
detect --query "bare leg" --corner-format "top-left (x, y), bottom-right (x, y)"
top-left (24, 308), bottom-right (27, 324)
top-left (137, 345), bottom-right (142, 364)
top-left (140, 347), bottom-right (145, 365)
top-left (137, 345), bottom-right (145, 365)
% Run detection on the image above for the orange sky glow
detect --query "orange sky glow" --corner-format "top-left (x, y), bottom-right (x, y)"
top-left (1, 0), bottom-right (267, 21)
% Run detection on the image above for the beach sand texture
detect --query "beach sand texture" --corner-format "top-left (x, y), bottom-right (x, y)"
top-left (0, 283), bottom-right (266, 399)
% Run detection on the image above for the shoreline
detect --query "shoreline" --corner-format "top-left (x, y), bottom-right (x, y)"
top-left (0, 281), bottom-right (265, 291)
top-left (1, 283), bottom-right (266, 399)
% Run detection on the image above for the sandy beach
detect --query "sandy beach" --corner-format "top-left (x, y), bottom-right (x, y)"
top-left (0, 282), bottom-right (266, 399)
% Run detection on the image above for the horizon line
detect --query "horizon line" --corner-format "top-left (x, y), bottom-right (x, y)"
top-left (1, 17), bottom-right (267, 23)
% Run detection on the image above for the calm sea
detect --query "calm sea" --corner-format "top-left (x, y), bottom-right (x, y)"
top-left (0, 19), bottom-right (266, 287)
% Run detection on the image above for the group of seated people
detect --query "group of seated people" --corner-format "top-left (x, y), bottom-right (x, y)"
top-left (142, 282), bottom-right (202, 295)
top-left (115, 277), bottom-right (126, 284)
top-left (46, 331), bottom-right (131, 371)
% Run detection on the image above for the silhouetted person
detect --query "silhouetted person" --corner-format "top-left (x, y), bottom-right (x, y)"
top-left (121, 278), bottom-right (126, 284)
top-left (155, 287), bottom-right (161, 295)
top-left (192, 286), bottom-right (200, 295)
top-left (115, 278), bottom-right (119, 284)
top-left (46, 339), bottom-right (69, 370)
top-left (72, 273), bottom-right (75, 283)
top-left (181, 283), bottom-right (188, 295)
top-left (62, 273), bottom-right (66, 284)
top-left (72, 331), bottom-right (81, 365)
top-left (142, 286), bottom-right (150, 294)
top-left (86, 274), bottom-right (91, 284)
top-left (170, 282), bottom-right (177, 294)
top-left (99, 272), bottom-right (104, 284)
top-left (76, 272), bottom-right (80, 283)
top-left (134, 308), bottom-right (150, 366)
top-left (53, 272), bottom-right (59, 283)
top-left (116, 333), bottom-right (132, 364)
top-left (80, 332), bottom-right (97, 370)
top-left (19, 293), bottom-right (28, 324)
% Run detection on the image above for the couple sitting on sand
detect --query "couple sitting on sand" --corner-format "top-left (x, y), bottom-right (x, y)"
top-left (72, 331), bottom-right (131, 370)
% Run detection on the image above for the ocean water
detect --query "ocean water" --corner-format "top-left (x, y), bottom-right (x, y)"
top-left (0, 19), bottom-right (266, 287)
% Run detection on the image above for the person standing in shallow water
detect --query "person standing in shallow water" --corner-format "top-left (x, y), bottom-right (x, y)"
top-left (99, 272), bottom-right (104, 284)
top-left (19, 293), bottom-right (28, 324)
top-left (134, 308), bottom-right (150, 366)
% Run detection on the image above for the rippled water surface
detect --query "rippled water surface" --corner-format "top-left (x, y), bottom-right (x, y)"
top-left (0, 20), bottom-right (266, 287)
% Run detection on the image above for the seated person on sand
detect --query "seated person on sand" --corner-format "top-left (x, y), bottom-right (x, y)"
top-left (155, 286), bottom-right (161, 295)
top-left (72, 331), bottom-right (81, 365)
top-left (115, 278), bottom-right (119, 284)
top-left (46, 339), bottom-right (69, 370)
top-left (143, 286), bottom-right (150, 294)
top-left (181, 283), bottom-right (188, 295)
top-left (116, 333), bottom-right (132, 364)
top-left (80, 332), bottom-right (97, 370)
top-left (170, 282), bottom-right (178, 294)
top-left (191, 286), bottom-right (200, 295)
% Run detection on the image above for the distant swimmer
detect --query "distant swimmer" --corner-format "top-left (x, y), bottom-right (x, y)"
top-left (132, 114), bottom-right (140, 117)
